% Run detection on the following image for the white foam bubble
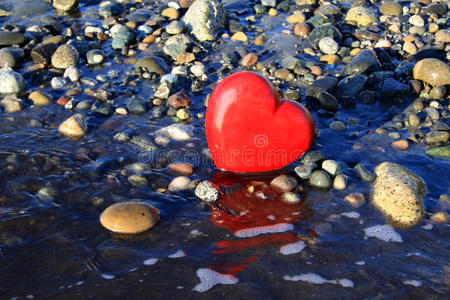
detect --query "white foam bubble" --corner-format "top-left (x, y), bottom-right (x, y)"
top-left (280, 241), bottom-right (306, 255)
top-left (101, 273), bottom-right (114, 280)
top-left (234, 223), bottom-right (294, 238)
top-left (341, 211), bottom-right (360, 219)
top-left (143, 258), bottom-right (159, 265)
top-left (284, 273), bottom-right (354, 288)
top-left (403, 280), bottom-right (422, 287)
top-left (192, 268), bottom-right (239, 292)
top-left (364, 225), bottom-right (403, 243)
top-left (422, 223), bottom-right (433, 230)
top-left (168, 250), bottom-right (186, 258)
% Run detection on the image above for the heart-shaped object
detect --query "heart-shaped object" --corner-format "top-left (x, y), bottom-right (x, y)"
top-left (206, 71), bottom-right (315, 173)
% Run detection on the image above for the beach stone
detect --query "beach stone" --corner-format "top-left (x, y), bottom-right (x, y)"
top-left (431, 212), bottom-right (448, 224)
top-left (344, 192), bottom-right (365, 208)
top-left (0, 49), bottom-right (16, 67)
top-left (430, 86), bottom-right (446, 100)
top-left (307, 24), bottom-right (342, 46)
top-left (29, 91), bottom-right (52, 106)
top-left (294, 23), bottom-right (310, 38)
top-left (112, 29), bottom-right (135, 50)
top-left (425, 131), bottom-right (449, 145)
top-left (261, 0), bottom-right (276, 7)
top-left (379, 1), bottom-right (402, 16)
top-left (135, 56), bottom-right (169, 75)
top-left (287, 13), bottom-right (306, 24)
top-left (0, 69), bottom-right (25, 94)
top-left (318, 37), bottom-right (339, 55)
top-left (345, 49), bottom-right (381, 74)
top-left (306, 77), bottom-right (338, 99)
top-left (413, 58), bottom-right (450, 86)
top-left (345, 7), bottom-right (378, 27)
top-left (195, 180), bottom-right (219, 202)
top-left (372, 162), bottom-right (427, 228)
top-left (270, 175), bottom-right (298, 192)
top-left (391, 140), bottom-right (409, 150)
top-left (51, 44), bottom-right (79, 69)
top-left (58, 113), bottom-right (87, 140)
top-left (98, 1), bottom-right (124, 18)
top-left (156, 124), bottom-right (194, 141)
top-left (0, 31), bottom-right (25, 46)
top-left (168, 91), bottom-right (191, 108)
top-left (409, 15), bottom-right (424, 27)
top-left (182, 0), bottom-right (226, 42)
top-left (378, 78), bottom-right (410, 98)
top-left (426, 146), bottom-right (450, 159)
top-left (100, 202), bottom-right (159, 234)
top-left (128, 175), bottom-right (148, 187)
top-left (166, 21), bottom-right (184, 35)
top-left (322, 160), bottom-right (340, 176)
top-left (309, 170), bottom-right (331, 189)
top-left (329, 120), bottom-right (346, 131)
top-left (425, 2), bottom-right (447, 16)
top-left (180, 0), bottom-right (196, 8)
top-left (281, 192), bottom-right (301, 204)
top-left (231, 31), bottom-right (247, 42)
top-left (336, 74), bottom-right (367, 98)
top-left (162, 7), bottom-right (179, 20)
top-left (86, 49), bottom-right (105, 65)
top-left (294, 163), bottom-right (316, 180)
top-left (53, 0), bottom-right (79, 11)
top-left (176, 108), bottom-right (190, 120)
top-left (354, 163), bottom-right (376, 182)
top-left (168, 176), bottom-right (191, 192)
top-left (301, 151), bottom-right (324, 165)
top-left (1, 97), bottom-right (22, 112)
top-left (435, 29), bottom-right (450, 44)
top-left (333, 174), bottom-right (347, 190)
top-left (318, 91), bottom-right (338, 111)
top-left (241, 53), bottom-right (258, 67)
top-left (31, 43), bottom-right (56, 65)
top-left (168, 163), bottom-right (194, 176)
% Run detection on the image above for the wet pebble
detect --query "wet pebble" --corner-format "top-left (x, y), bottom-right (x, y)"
top-left (168, 163), bottom-right (194, 176)
top-left (322, 160), bottom-right (340, 176)
top-left (309, 170), bottom-right (331, 189)
top-left (270, 175), bottom-right (298, 192)
top-left (318, 37), bottom-right (339, 55)
top-left (51, 44), bottom-right (79, 69)
top-left (100, 202), bottom-right (159, 234)
top-left (29, 91), bottom-right (52, 107)
top-left (58, 113), bottom-right (87, 140)
top-left (413, 58), bottom-right (450, 86)
top-left (182, 0), bottom-right (225, 42)
top-left (344, 192), bottom-right (365, 208)
top-left (0, 68), bottom-right (25, 94)
top-left (333, 174), bottom-right (347, 190)
top-left (168, 176), bottom-right (191, 192)
top-left (354, 163), bottom-right (376, 182)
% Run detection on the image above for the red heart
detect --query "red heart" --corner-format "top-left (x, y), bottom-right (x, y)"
top-left (206, 71), bottom-right (315, 173)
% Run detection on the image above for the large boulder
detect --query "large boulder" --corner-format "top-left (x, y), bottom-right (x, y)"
top-left (182, 0), bottom-right (226, 42)
top-left (372, 162), bottom-right (427, 228)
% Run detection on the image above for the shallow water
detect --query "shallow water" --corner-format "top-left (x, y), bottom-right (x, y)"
top-left (0, 0), bottom-right (449, 299)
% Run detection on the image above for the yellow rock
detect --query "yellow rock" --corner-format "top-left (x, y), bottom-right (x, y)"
top-left (231, 31), bottom-right (248, 43)
top-left (287, 13), bottom-right (306, 24)
top-left (58, 113), bottom-right (86, 140)
top-left (268, 8), bottom-right (278, 16)
top-left (100, 202), bottom-right (160, 234)
top-left (29, 91), bottom-right (52, 106)
top-left (372, 162), bottom-right (427, 228)
top-left (162, 7), bottom-right (179, 20)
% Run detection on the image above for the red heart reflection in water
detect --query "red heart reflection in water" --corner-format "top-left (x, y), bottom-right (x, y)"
top-left (205, 171), bottom-right (313, 275)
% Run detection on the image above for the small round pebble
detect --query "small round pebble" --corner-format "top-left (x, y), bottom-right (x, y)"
top-left (333, 174), bottom-right (347, 190)
top-left (270, 175), bottom-right (298, 192)
top-left (100, 202), bottom-right (159, 234)
top-left (322, 160), bottom-right (340, 176)
top-left (195, 180), bottom-right (219, 202)
top-left (318, 37), bottom-right (339, 55)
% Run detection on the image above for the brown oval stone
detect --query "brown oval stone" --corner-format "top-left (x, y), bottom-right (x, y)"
top-left (100, 202), bottom-right (160, 234)
top-left (58, 113), bottom-right (86, 140)
top-left (168, 163), bottom-right (194, 176)
top-left (168, 91), bottom-right (191, 108)
top-left (413, 58), bottom-right (450, 86)
top-left (241, 53), bottom-right (258, 67)
top-left (435, 29), bottom-right (450, 43)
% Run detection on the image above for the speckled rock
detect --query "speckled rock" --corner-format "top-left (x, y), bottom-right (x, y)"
top-left (372, 162), bottom-right (427, 228)
top-left (309, 170), bottom-right (332, 189)
top-left (182, 0), bottom-right (226, 42)
top-left (100, 202), bottom-right (159, 234)
top-left (51, 44), bottom-right (79, 69)
top-left (195, 180), bottom-right (219, 202)
top-left (413, 58), bottom-right (450, 86)
top-left (0, 68), bottom-right (25, 94)
top-left (58, 113), bottom-right (87, 140)
top-left (345, 7), bottom-right (378, 27)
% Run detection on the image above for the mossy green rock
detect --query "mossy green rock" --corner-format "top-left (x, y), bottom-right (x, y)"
top-left (426, 146), bottom-right (450, 159)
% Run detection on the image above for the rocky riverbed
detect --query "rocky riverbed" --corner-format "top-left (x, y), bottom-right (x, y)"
top-left (0, 0), bottom-right (449, 298)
